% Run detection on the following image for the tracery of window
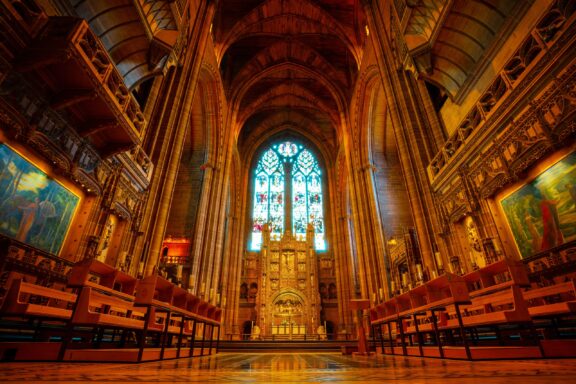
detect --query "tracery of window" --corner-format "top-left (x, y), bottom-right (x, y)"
top-left (251, 141), bottom-right (326, 251)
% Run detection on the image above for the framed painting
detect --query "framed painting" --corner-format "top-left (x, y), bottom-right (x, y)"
top-left (0, 143), bottom-right (80, 254)
top-left (500, 151), bottom-right (576, 258)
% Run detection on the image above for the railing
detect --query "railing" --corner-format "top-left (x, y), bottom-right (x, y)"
top-left (522, 240), bottom-right (576, 284)
top-left (236, 332), bottom-right (343, 342)
top-left (69, 20), bottom-right (146, 136)
top-left (0, 0), bottom-right (47, 62)
top-left (2, 0), bottom-right (47, 37)
top-left (162, 255), bottom-right (189, 265)
top-left (5, 15), bottom-right (151, 157)
top-left (117, 145), bottom-right (153, 191)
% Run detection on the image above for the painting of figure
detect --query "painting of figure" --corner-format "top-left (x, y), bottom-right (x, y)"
top-left (500, 151), bottom-right (576, 258)
top-left (0, 144), bottom-right (80, 254)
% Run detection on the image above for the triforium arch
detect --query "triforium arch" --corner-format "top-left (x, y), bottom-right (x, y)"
top-left (163, 64), bottom-right (227, 301)
top-left (341, 65), bottom-right (390, 303)
top-left (356, 66), bottom-right (416, 300)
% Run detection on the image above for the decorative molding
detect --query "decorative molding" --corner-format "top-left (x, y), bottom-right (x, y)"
top-left (428, 2), bottom-right (576, 183)
top-left (433, 61), bottom-right (576, 220)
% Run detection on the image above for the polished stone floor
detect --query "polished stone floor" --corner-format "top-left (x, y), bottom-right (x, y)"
top-left (1, 353), bottom-right (576, 383)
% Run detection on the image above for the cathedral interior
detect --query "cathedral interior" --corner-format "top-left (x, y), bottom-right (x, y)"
top-left (0, 0), bottom-right (576, 381)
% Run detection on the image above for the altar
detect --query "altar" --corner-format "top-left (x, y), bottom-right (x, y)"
top-left (271, 324), bottom-right (306, 336)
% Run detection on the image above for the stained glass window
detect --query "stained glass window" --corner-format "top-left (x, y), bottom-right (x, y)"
top-left (251, 142), bottom-right (326, 251)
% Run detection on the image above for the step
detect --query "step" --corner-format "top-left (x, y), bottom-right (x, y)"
top-left (218, 340), bottom-right (358, 353)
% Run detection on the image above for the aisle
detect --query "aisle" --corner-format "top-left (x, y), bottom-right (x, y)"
top-left (1, 352), bottom-right (576, 383)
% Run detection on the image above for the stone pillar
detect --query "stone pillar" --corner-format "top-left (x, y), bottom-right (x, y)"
top-left (361, 0), bottom-right (445, 277)
top-left (143, 1), bottom-right (217, 277)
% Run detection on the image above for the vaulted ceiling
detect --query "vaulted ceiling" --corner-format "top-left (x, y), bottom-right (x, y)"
top-left (213, 0), bottom-right (367, 155)
top-left (71, 0), bottom-right (179, 89)
top-left (403, 0), bottom-right (531, 101)
top-left (61, 0), bottom-right (532, 158)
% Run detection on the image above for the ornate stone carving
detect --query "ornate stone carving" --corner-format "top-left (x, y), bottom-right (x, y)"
top-left (428, 0), bottom-right (576, 181)
top-left (436, 178), bottom-right (469, 222)
top-left (254, 226), bottom-right (321, 338)
top-left (432, 39), bottom-right (576, 207)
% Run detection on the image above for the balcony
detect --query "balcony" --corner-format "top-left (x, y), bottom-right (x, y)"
top-left (0, 0), bottom-right (48, 59)
top-left (14, 17), bottom-right (146, 157)
top-left (117, 145), bottom-right (154, 191)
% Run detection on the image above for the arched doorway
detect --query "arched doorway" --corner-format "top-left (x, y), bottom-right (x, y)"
top-left (271, 291), bottom-right (307, 338)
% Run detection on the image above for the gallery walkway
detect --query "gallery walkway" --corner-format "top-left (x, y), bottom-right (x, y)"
top-left (1, 352), bottom-right (576, 383)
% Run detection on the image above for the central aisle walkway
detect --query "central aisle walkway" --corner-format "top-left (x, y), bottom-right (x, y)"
top-left (1, 353), bottom-right (576, 383)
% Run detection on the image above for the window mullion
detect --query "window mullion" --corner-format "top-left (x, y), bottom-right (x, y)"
top-left (267, 172), bottom-right (271, 225)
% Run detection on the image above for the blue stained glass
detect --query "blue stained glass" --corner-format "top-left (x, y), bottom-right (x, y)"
top-left (296, 150), bottom-right (314, 175)
top-left (277, 142), bottom-right (299, 157)
top-left (261, 149), bottom-right (279, 174)
top-left (251, 141), bottom-right (326, 251)
top-left (269, 171), bottom-right (284, 236)
top-left (293, 173), bottom-right (307, 236)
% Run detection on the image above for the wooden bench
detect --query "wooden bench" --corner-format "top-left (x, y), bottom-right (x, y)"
top-left (522, 280), bottom-right (576, 357)
top-left (71, 286), bottom-right (145, 330)
top-left (0, 279), bottom-right (77, 361)
top-left (67, 259), bottom-right (137, 301)
top-left (0, 278), bottom-right (76, 321)
top-left (432, 260), bottom-right (542, 358)
top-left (441, 261), bottom-right (533, 334)
top-left (371, 273), bottom-right (469, 358)
top-left (134, 275), bottom-right (198, 360)
top-left (451, 285), bottom-right (531, 328)
top-left (437, 284), bottom-right (542, 360)
top-left (464, 259), bottom-right (530, 298)
top-left (402, 274), bottom-right (470, 358)
top-left (442, 287), bottom-right (530, 330)
top-left (523, 280), bottom-right (576, 318)
top-left (61, 260), bottom-right (148, 361)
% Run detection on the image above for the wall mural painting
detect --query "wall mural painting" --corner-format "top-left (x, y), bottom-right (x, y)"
top-left (500, 151), bottom-right (576, 259)
top-left (0, 144), bottom-right (80, 254)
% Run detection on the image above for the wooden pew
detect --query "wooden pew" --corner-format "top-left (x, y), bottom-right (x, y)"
top-left (371, 261), bottom-right (543, 360)
top-left (204, 304), bottom-right (221, 355)
top-left (522, 280), bottom-right (576, 357)
top-left (371, 273), bottom-right (470, 358)
top-left (452, 260), bottom-right (532, 332)
top-left (464, 259), bottom-right (530, 298)
top-left (134, 276), bottom-right (221, 359)
top-left (370, 302), bottom-right (402, 355)
top-left (523, 280), bottom-right (576, 318)
top-left (438, 261), bottom-right (541, 360)
top-left (67, 259), bottom-right (137, 300)
top-left (70, 286), bottom-right (145, 330)
top-left (182, 293), bottom-right (202, 357)
top-left (444, 285), bottom-right (531, 328)
top-left (134, 275), bottom-right (190, 361)
top-left (0, 279), bottom-right (77, 361)
top-left (374, 300), bottom-right (404, 355)
top-left (1, 278), bottom-right (76, 321)
top-left (61, 259), bottom-right (148, 362)
top-left (401, 274), bottom-right (470, 358)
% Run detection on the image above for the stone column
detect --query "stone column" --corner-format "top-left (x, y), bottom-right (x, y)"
top-left (361, 0), bottom-right (445, 277)
top-left (143, 1), bottom-right (217, 277)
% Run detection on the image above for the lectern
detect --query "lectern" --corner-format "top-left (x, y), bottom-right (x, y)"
top-left (350, 299), bottom-right (372, 355)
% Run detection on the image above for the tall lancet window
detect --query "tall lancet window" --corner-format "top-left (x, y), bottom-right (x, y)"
top-left (251, 141), bottom-right (326, 251)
